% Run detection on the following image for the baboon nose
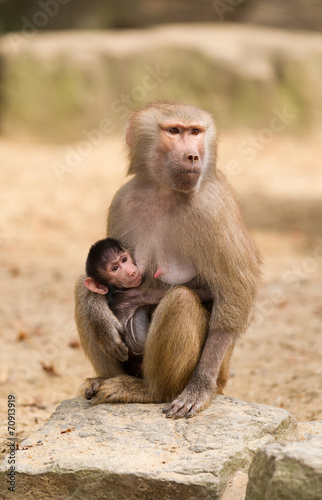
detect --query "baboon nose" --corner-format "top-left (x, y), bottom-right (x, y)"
top-left (187, 154), bottom-right (199, 163)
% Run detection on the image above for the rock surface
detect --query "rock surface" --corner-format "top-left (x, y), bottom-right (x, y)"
top-left (298, 421), bottom-right (322, 441)
top-left (245, 434), bottom-right (322, 500)
top-left (0, 396), bottom-right (297, 500)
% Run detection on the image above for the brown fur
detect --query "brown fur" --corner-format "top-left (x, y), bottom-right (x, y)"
top-left (75, 101), bottom-right (261, 418)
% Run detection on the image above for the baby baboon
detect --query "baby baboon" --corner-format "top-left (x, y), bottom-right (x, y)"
top-left (84, 237), bottom-right (211, 379)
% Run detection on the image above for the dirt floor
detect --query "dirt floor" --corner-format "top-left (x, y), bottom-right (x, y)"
top-left (0, 130), bottom-right (321, 459)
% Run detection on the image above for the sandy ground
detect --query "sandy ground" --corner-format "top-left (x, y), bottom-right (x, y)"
top-left (0, 130), bottom-right (321, 460)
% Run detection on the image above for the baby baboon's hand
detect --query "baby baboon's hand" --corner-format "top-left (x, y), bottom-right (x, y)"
top-left (94, 315), bottom-right (128, 362)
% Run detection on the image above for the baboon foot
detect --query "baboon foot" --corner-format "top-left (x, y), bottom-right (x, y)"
top-left (90, 375), bottom-right (153, 404)
top-left (78, 377), bottom-right (105, 400)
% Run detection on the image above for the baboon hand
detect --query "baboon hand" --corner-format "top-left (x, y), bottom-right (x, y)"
top-left (95, 316), bottom-right (129, 362)
top-left (163, 383), bottom-right (214, 419)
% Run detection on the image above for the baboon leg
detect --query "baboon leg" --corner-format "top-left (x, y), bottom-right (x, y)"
top-left (89, 287), bottom-right (209, 405)
top-left (216, 341), bottom-right (235, 395)
top-left (143, 286), bottom-right (209, 402)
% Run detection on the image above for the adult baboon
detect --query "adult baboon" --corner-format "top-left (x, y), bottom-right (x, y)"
top-left (75, 101), bottom-right (261, 418)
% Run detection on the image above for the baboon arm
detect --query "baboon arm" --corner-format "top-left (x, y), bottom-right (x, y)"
top-left (111, 285), bottom-right (166, 309)
top-left (164, 329), bottom-right (235, 418)
top-left (75, 275), bottom-right (129, 362)
top-left (120, 285), bottom-right (212, 306)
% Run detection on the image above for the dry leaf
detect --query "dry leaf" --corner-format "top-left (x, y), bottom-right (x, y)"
top-left (41, 362), bottom-right (59, 376)
top-left (68, 339), bottom-right (80, 349)
top-left (61, 428), bottom-right (75, 434)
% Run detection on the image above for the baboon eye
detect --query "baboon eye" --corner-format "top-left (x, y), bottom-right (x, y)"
top-left (122, 256), bottom-right (127, 263)
top-left (191, 129), bottom-right (200, 135)
top-left (168, 127), bottom-right (179, 134)
top-left (111, 265), bottom-right (118, 272)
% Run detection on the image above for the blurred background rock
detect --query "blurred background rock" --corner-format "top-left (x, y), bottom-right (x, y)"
top-left (0, 0), bottom-right (321, 141)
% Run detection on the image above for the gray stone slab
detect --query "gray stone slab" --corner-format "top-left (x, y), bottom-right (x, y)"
top-left (0, 395), bottom-right (298, 500)
top-left (246, 435), bottom-right (322, 500)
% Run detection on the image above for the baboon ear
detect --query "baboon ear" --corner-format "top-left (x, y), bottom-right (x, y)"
top-left (125, 123), bottom-right (133, 147)
top-left (84, 277), bottom-right (108, 295)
